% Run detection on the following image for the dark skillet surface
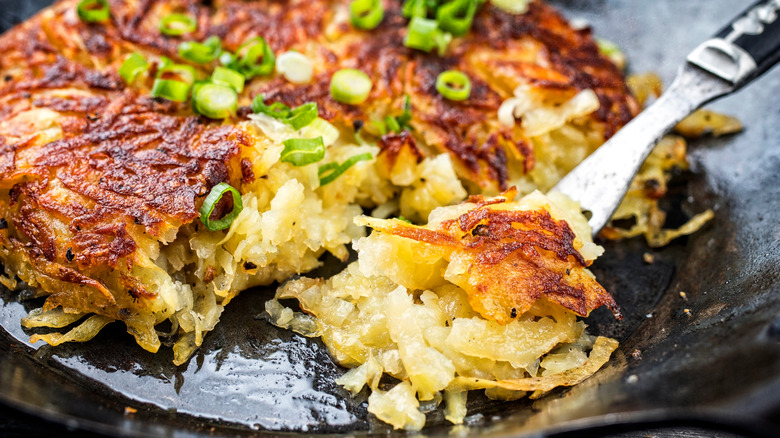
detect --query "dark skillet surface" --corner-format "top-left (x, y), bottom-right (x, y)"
top-left (0, 0), bottom-right (779, 436)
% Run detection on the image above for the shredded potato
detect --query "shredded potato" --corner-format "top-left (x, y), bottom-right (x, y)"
top-left (269, 191), bottom-right (619, 430)
top-left (20, 114), bottom-right (468, 365)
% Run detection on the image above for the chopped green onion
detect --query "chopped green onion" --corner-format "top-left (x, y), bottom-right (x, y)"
top-left (285, 103), bottom-right (319, 130)
top-left (404, 16), bottom-right (438, 52)
top-left (596, 37), bottom-right (627, 70)
top-left (118, 52), bottom-right (149, 84)
top-left (252, 95), bottom-right (292, 118)
top-left (276, 51), bottom-right (313, 84)
top-left (436, 70), bottom-right (471, 101)
top-left (402, 0), bottom-right (428, 18)
top-left (77, 0), bottom-right (110, 23)
top-left (193, 83), bottom-right (237, 119)
top-left (156, 63), bottom-right (197, 84)
top-left (158, 56), bottom-right (174, 69)
top-left (199, 182), bottom-right (243, 231)
top-left (211, 66), bottom-right (245, 92)
top-left (396, 94), bottom-right (413, 130)
top-left (300, 118), bottom-right (340, 146)
top-left (432, 30), bottom-right (452, 56)
top-left (251, 96), bottom-right (319, 130)
top-left (318, 153), bottom-right (373, 186)
top-left (385, 115), bottom-right (400, 133)
top-left (280, 137), bottom-right (326, 167)
top-left (219, 52), bottom-right (237, 68)
top-left (436, 0), bottom-right (480, 36)
top-left (397, 216), bottom-right (412, 223)
top-left (330, 68), bottom-right (372, 105)
top-left (491, 0), bottom-right (530, 15)
top-left (237, 37), bottom-right (275, 78)
top-left (178, 36), bottom-right (222, 64)
top-left (350, 0), bottom-right (384, 30)
top-left (368, 119), bottom-right (387, 136)
top-left (190, 80), bottom-right (208, 104)
top-left (159, 13), bottom-right (197, 36)
top-left (151, 78), bottom-right (191, 102)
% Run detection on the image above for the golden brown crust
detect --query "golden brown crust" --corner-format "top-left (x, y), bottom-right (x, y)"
top-left (6, 0), bottom-right (634, 190)
top-left (0, 0), bottom-right (630, 327)
top-left (366, 190), bottom-right (621, 323)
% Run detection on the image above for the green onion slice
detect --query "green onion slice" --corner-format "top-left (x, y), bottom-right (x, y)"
top-left (156, 63), bottom-right (197, 84)
top-left (432, 30), bottom-right (453, 56)
top-left (368, 119), bottom-right (387, 136)
top-left (437, 0), bottom-right (480, 36)
top-left (219, 51), bottom-right (237, 68)
top-left (237, 37), bottom-right (275, 78)
top-left (159, 13), bottom-right (197, 36)
top-left (396, 94), bottom-right (413, 130)
top-left (284, 103), bottom-right (318, 130)
top-left (280, 137), bottom-right (325, 167)
top-left (77, 0), bottom-right (110, 23)
top-left (199, 182), bottom-right (243, 231)
top-left (384, 115), bottom-right (400, 133)
top-left (402, 0), bottom-right (428, 18)
top-left (404, 15), bottom-right (452, 55)
top-left (178, 36), bottom-right (222, 64)
top-left (252, 96), bottom-right (319, 130)
top-left (252, 95), bottom-right (292, 118)
top-left (193, 83), bottom-right (237, 119)
top-left (350, 0), bottom-right (384, 30)
top-left (150, 78), bottom-right (191, 102)
top-left (330, 68), bottom-right (372, 105)
top-left (211, 66), bottom-right (245, 93)
top-left (118, 52), bottom-right (149, 84)
top-left (436, 70), bottom-right (471, 101)
top-left (318, 153), bottom-right (373, 186)
top-left (158, 56), bottom-right (174, 69)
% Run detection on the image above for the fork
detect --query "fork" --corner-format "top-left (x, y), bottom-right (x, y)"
top-left (551, 0), bottom-right (780, 237)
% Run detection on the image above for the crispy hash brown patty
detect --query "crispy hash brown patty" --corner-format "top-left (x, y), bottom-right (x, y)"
top-left (0, 1), bottom-right (633, 362)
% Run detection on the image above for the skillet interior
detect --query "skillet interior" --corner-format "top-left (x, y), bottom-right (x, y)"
top-left (0, 0), bottom-right (778, 436)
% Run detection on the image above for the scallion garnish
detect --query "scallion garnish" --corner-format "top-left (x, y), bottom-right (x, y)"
top-left (396, 94), bottom-right (413, 130)
top-left (157, 63), bottom-right (197, 84)
top-left (193, 83), bottom-right (237, 119)
top-left (404, 16), bottom-right (438, 52)
top-left (199, 182), bottom-right (243, 231)
top-left (385, 115), bottom-right (400, 133)
top-left (350, 0), bottom-right (384, 30)
top-left (211, 66), bottom-right (245, 93)
top-left (435, 70), bottom-right (471, 101)
top-left (280, 137), bottom-right (326, 167)
top-left (151, 78), bottom-right (192, 102)
top-left (369, 119), bottom-right (387, 136)
top-left (285, 103), bottom-right (319, 130)
top-left (437, 0), bottom-right (480, 36)
top-left (77, 0), bottom-right (110, 23)
top-left (159, 13), bottom-right (197, 36)
top-left (252, 96), bottom-right (319, 130)
top-left (118, 52), bottom-right (149, 84)
top-left (403, 16), bottom-right (453, 55)
top-left (318, 153), bottom-right (373, 186)
top-left (276, 51), bottom-right (313, 84)
top-left (178, 36), bottom-right (222, 64)
top-left (252, 95), bottom-right (292, 118)
top-left (237, 37), bottom-right (275, 78)
top-left (330, 68), bottom-right (372, 105)
top-left (402, 0), bottom-right (428, 18)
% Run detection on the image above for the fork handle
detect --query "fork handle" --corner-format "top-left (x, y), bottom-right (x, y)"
top-left (688, 0), bottom-right (780, 86)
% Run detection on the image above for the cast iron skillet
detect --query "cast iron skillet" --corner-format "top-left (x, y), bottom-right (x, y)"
top-left (0, 1), bottom-right (778, 436)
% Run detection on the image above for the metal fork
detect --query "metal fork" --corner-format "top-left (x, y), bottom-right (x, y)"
top-left (552, 0), bottom-right (780, 237)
